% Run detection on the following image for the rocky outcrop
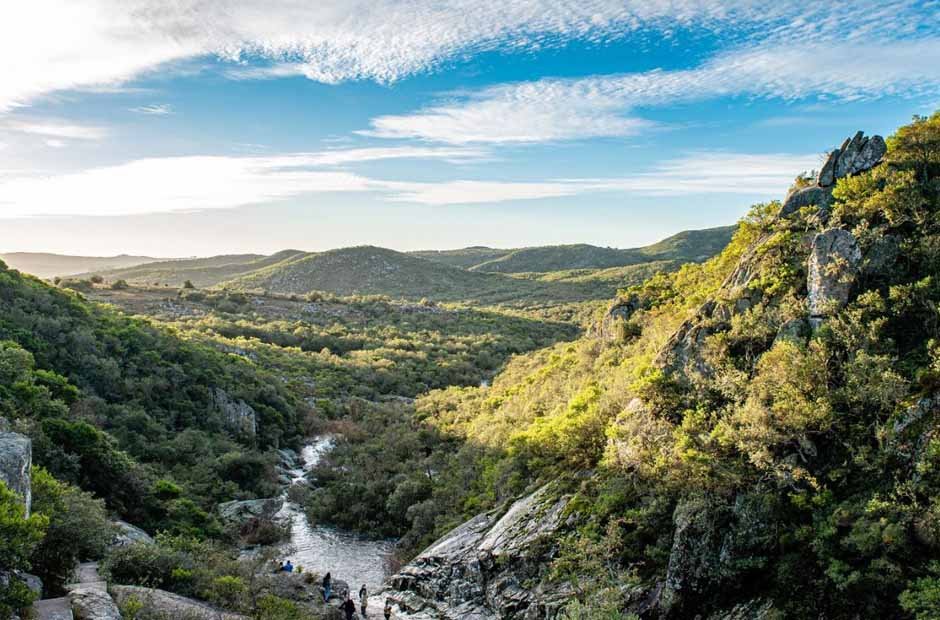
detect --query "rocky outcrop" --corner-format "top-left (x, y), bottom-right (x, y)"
top-left (110, 520), bottom-right (154, 548)
top-left (0, 430), bottom-right (32, 515)
top-left (111, 585), bottom-right (248, 619)
top-left (779, 131), bottom-right (886, 218)
top-left (654, 495), bottom-right (776, 617)
top-left (387, 482), bottom-right (572, 619)
top-left (68, 586), bottom-right (121, 620)
top-left (217, 497), bottom-right (283, 527)
top-left (213, 388), bottom-right (257, 437)
top-left (597, 296), bottom-right (639, 341)
top-left (807, 229), bottom-right (861, 325)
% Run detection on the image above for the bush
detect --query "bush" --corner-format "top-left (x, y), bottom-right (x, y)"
top-left (30, 467), bottom-right (112, 593)
top-left (0, 480), bottom-right (48, 616)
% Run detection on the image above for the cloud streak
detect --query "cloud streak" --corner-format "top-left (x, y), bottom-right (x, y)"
top-left (0, 150), bottom-right (816, 216)
top-left (365, 38), bottom-right (940, 144)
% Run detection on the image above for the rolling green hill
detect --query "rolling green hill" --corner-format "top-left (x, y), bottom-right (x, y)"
top-left (81, 249), bottom-right (305, 287)
top-left (463, 225), bottom-right (735, 273)
top-left (0, 252), bottom-right (162, 278)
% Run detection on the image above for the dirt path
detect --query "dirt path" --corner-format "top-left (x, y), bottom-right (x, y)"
top-left (32, 561), bottom-right (106, 619)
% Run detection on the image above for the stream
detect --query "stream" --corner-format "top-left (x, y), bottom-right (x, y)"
top-left (276, 436), bottom-right (396, 592)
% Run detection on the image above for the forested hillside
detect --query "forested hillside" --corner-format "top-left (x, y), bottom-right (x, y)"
top-left (325, 114), bottom-right (940, 619)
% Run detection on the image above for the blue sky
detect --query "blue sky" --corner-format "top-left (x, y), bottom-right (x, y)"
top-left (0, 1), bottom-right (938, 256)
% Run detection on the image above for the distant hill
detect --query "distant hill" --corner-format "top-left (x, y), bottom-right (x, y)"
top-left (80, 249), bottom-right (305, 287)
top-left (224, 245), bottom-right (594, 305)
top-left (0, 252), bottom-right (161, 278)
top-left (444, 226), bottom-right (736, 273)
top-left (81, 226), bottom-right (735, 306)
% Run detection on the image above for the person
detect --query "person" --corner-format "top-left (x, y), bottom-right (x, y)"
top-left (282, 560), bottom-right (294, 573)
top-left (341, 593), bottom-right (356, 620)
top-left (274, 561), bottom-right (284, 574)
top-left (384, 598), bottom-right (392, 620)
top-left (322, 572), bottom-right (332, 602)
top-left (359, 584), bottom-right (368, 616)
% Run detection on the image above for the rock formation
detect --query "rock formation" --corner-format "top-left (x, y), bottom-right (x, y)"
top-left (217, 497), bottom-right (283, 527)
top-left (110, 520), bottom-right (154, 548)
top-left (779, 131), bottom-right (886, 218)
top-left (386, 482), bottom-right (573, 619)
top-left (111, 586), bottom-right (248, 619)
top-left (597, 295), bottom-right (639, 341)
top-left (807, 229), bottom-right (861, 326)
top-left (212, 388), bottom-right (258, 437)
top-left (68, 586), bottom-right (121, 620)
top-left (0, 430), bottom-right (32, 516)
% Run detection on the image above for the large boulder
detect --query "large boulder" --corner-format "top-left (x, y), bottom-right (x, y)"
top-left (110, 520), bottom-right (154, 548)
top-left (807, 229), bottom-right (861, 322)
top-left (387, 482), bottom-right (572, 619)
top-left (111, 585), bottom-right (248, 619)
top-left (68, 586), bottom-right (121, 620)
top-left (213, 388), bottom-right (257, 437)
top-left (779, 186), bottom-right (832, 218)
top-left (0, 431), bottom-right (32, 516)
top-left (598, 296), bottom-right (639, 341)
top-left (217, 497), bottom-right (283, 527)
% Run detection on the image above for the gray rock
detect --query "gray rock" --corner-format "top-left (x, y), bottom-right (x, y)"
top-left (110, 520), bottom-right (154, 548)
top-left (818, 148), bottom-right (840, 187)
top-left (775, 318), bottom-right (810, 346)
top-left (387, 482), bottom-right (572, 619)
top-left (0, 431), bottom-right (32, 516)
top-left (707, 599), bottom-right (777, 620)
top-left (20, 572), bottom-right (42, 598)
top-left (598, 296), bottom-right (639, 341)
top-left (835, 131), bottom-right (887, 180)
top-left (807, 229), bottom-right (861, 320)
top-left (213, 388), bottom-right (257, 437)
top-left (111, 585), bottom-right (248, 619)
top-left (779, 186), bottom-right (832, 218)
top-left (68, 586), bottom-right (121, 620)
top-left (217, 497), bottom-right (283, 527)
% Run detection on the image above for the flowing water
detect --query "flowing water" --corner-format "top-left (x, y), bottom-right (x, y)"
top-left (277, 436), bottom-right (396, 592)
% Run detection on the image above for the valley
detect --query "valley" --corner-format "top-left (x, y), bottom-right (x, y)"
top-left (3, 114), bottom-right (940, 620)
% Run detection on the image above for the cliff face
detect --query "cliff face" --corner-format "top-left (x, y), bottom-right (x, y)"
top-left (0, 428), bottom-right (32, 516)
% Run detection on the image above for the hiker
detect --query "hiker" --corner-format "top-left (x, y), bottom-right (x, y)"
top-left (282, 560), bottom-right (294, 573)
top-left (359, 584), bottom-right (368, 616)
top-left (384, 598), bottom-right (393, 620)
top-left (322, 571), bottom-right (332, 601)
top-left (341, 593), bottom-right (357, 620)
top-left (274, 561), bottom-right (284, 574)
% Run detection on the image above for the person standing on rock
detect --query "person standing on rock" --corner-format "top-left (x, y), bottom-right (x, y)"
top-left (341, 592), bottom-right (357, 620)
top-left (384, 598), bottom-right (393, 619)
top-left (322, 571), bottom-right (332, 602)
top-left (359, 584), bottom-right (368, 616)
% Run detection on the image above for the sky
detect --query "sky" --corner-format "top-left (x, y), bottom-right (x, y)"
top-left (0, 1), bottom-right (939, 257)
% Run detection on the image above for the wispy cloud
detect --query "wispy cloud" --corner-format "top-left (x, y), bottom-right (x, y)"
top-left (2, 118), bottom-right (109, 140)
top-left (2, 1), bottom-right (936, 112)
top-left (0, 150), bottom-right (815, 215)
top-left (365, 38), bottom-right (940, 144)
top-left (129, 104), bottom-right (173, 115)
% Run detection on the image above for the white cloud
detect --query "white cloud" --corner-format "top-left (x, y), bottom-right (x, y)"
top-left (0, 146), bottom-right (486, 217)
top-left (2, 0), bottom-right (936, 112)
top-left (365, 37), bottom-right (940, 143)
top-left (0, 149), bottom-right (814, 215)
top-left (2, 118), bottom-right (109, 140)
top-left (43, 139), bottom-right (66, 148)
top-left (130, 104), bottom-right (173, 115)
top-left (388, 151), bottom-right (819, 204)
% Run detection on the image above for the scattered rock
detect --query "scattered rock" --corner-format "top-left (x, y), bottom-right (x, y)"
top-left (217, 497), bottom-right (283, 527)
top-left (0, 431), bottom-right (32, 515)
top-left (110, 520), bottom-right (154, 548)
top-left (68, 586), bottom-right (121, 620)
top-left (212, 388), bottom-right (257, 437)
top-left (807, 229), bottom-right (861, 322)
